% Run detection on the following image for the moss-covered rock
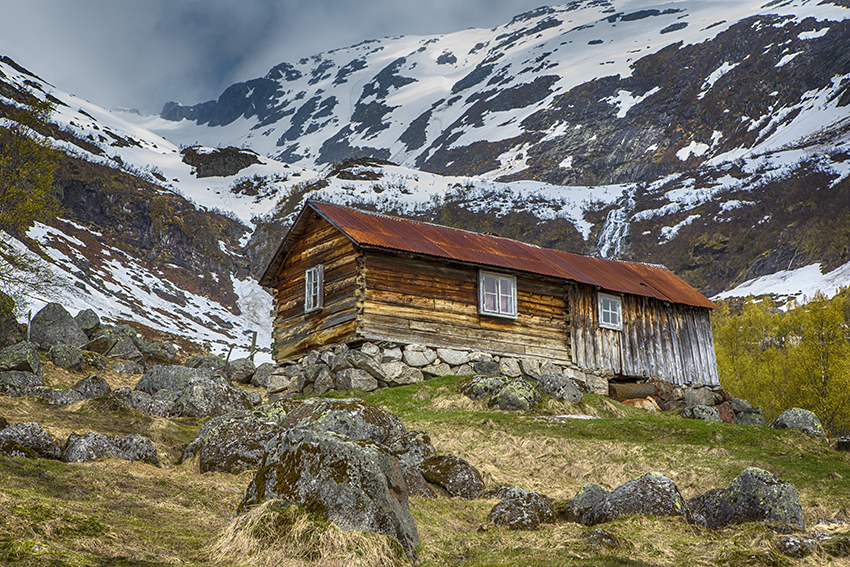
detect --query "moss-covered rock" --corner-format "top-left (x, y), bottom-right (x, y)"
top-left (237, 428), bottom-right (419, 562)
top-left (421, 455), bottom-right (484, 499)
top-left (135, 365), bottom-right (213, 395)
top-left (487, 378), bottom-right (541, 411)
top-left (0, 341), bottom-right (42, 379)
top-left (29, 303), bottom-right (87, 349)
top-left (0, 370), bottom-right (42, 396)
top-left (71, 375), bottom-right (111, 399)
top-left (170, 375), bottom-right (253, 417)
top-left (48, 344), bottom-right (84, 371)
top-left (536, 372), bottom-right (583, 403)
top-left (584, 472), bottom-right (687, 525)
top-left (687, 467), bottom-right (805, 529)
top-left (456, 374), bottom-right (509, 400)
top-left (489, 487), bottom-right (554, 530)
top-left (682, 404), bottom-right (721, 422)
top-left (557, 482), bottom-right (610, 524)
top-left (770, 407), bottom-right (826, 438)
top-left (63, 431), bottom-right (159, 466)
top-left (281, 398), bottom-right (406, 446)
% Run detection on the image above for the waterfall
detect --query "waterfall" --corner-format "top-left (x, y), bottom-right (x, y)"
top-left (597, 194), bottom-right (634, 259)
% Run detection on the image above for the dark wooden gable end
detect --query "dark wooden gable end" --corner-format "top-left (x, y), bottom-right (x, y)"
top-left (260, 201), bottom-right (720, 385)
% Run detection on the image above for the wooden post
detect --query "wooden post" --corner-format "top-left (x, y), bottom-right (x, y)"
top-left (249, 331), bottom-right (257, 363)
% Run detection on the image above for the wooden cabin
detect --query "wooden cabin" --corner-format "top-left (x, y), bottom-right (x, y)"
top-left (259, 201), bottom-right (720, 386)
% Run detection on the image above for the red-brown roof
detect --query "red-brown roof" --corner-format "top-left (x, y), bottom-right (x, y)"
top-left (262, 201), bottom-right (717, 309)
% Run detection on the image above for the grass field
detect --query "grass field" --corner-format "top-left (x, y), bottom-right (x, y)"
top-left (1, 364), bottom-right (849, 566)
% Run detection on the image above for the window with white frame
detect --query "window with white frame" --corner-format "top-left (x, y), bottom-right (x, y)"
top-left (598, 292), bottom-right (622, 331)
top-left (479, 271), bottom-right (517, 319)
top-left (305, 265), bottom-right (324, 312)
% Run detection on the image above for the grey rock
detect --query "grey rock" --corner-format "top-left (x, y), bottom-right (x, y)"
top-left (403, 344), bottom-right (436, 367)
top-left (559, 483), bottom-right (610, 524)
top-left (335, 368), bottom-right (378, 391)
top-left (35, 388), bottom-right (85, 406)
top-left (72, 375), bottom-right (111, 399)
top-left (74, 308), bottom-right (100, 337)
top-left (237, 428), bottom-right (419, 562)
top-left (584, 472), bottom-right (688, 525)
top-left (730, 398), bottom-right (766, 426)
top-left (421, 361), bottom-right (451, 378)
top-left (92, 387), bottom-right (172, 417)
top-left (0, 370), bottom-right (42, 396)
top-left (770, 408), bottom-right (826, 438)
top-left (536, 372), bottom-right (583, 403)
top-left (0, 341), bottom-right (42, 379)
top-left (422, 455), bottom-right (484, 499)
top-left (0, 422), bottom-right (62, 459)
top-left (170, 375), bottom-right (253, 418)
top-left (687, 467), bottom-right (805, 529)
top-left (457, 374), bottom-right (509, 400)
top-left (489, 487), bottom-right (554, 530)
top-left (436, 348), bottom-right (470, 366)
top-left (519, 358), bottom-right (541, 379)
top-left (266, 373), bottom-right (303, 396)
top-left (381, 346), bottom-right (403, 362)
top-left (360, 342), bottom-right (381, 359)
top-left (48, 344), bottom-right (84, 371)
top-left (250, 362), bottom-right (275, 388)
top-left (136, 365), bottom-right (213, 395)
top-left (452, 363), bottom-right (475, 375)
top-left (388, 430), bottom-right (436, 470)
top-left (113, 361), bottom-right (144, 374)
top-left (247, 391), bottom-right (262, 406)
top-left (682, 405), bottom-right (722, 422)
top-left (115, 433), bottom-right (160, 465)
top-left (488, 378), bottom-right (541, 411)
top-left (312, 366), bottom-right (334, 395)
top-left (684, 385), bottom-right (717, 408)
top-left (63, 431), bottom-right (158, 465)
top-left (776, 535), bottom-right (818, 558)
top-left (382, 361), bottom-right (424, 386)
top-left (473, 360), bottom-right (501, 375)
top-left (185, 354), bottom-right (226, 372)
top-left (345, 350), bottom-right (386, 381)
top-left (499, 358), bottom-right (522, 377)
top-left (226, 357), bottom-right (255, 383)
top-left (282, 397), bottom-right (407, 446)
top-left (29, 303), bottom-right (87, 349)
top-left (134, 338), bottom-right (177, 364)
top-left (88, 325), bottom-right (142, 362)
top-left (0, 292), bottom-right (21, 348)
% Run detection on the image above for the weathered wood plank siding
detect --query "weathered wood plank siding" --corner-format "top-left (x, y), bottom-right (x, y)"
top-left (271, 214), bottom-right (360, 361)
top-left (358, 250), bottom-right (572, 361)
top-left (571, 286), bottom-right (719, 385)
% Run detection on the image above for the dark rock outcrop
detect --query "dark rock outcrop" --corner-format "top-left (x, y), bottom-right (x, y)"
top-left (421, 455), bottom-right (484, 499)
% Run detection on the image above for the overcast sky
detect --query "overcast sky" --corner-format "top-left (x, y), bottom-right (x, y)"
top-left (1, 0), bottom-right (548, 115)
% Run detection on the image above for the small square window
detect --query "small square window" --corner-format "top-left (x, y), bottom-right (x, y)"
top-left (479, 271), bottom-right (517, 319)
top-left (598, 292), bottom-right (622, 331)
top-left (305, 265), bottom-right (324, 312)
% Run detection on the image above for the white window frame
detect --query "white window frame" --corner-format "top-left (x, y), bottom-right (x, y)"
top-left (598, 292), bottom-right (623, 331)
top-left (479, 271), bottom-right (517, 319)
top-left (305, 265), bottom-right (324, 313)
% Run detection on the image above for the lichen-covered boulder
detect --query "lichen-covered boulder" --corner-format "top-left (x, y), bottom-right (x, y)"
top-left (687, 467), bottom-right (805, 529)
top-left (0, 422), bottom-right (62, 459)
top-left (536, 372), bottom-right (583, 403)
top-left (182, 401), bottom-right (301, 473)
top-left (584, 472), bottom-right (687, 525)
top-left (489, 487), bottom-right (554, 530)
top-left (88, 325), bottom-right (143, 361)
top-left (0, 370), bottom-right (42, 396)
top-left (48, 344), bottom-right (84, 371)
top-left (63, 431), bottom-right (158, 465)
top-left (237, 428), bottom-right (419, 562)
top-left (135, 338), bottom-right (177, 364)
top-left (456, 374), bottom-right (509, 400)
top-left (170, 375), bottom-right (253, 418)
top-left (770, 408), bottom-right (826, 438)
top-left (557, 483), bottom-right (610, 524)
top-left (87, 387), bottom-right (172, 417)
top-left (226, 357), bottom-right (255, 383)
top-left (421, 455), bottom-right (484, 499)
top-left (74, 308), bottom-right (100, 337)
top-left (185, 354), bottom-right (226, 372)
top-left (488, 378), bottom-right (541, 411)
top-left (729, 398), bottom-right (766, 426)
top-left (0, 341), bottom-right (43, 379)
top-left (682, 405), bottom-right (722, 422)
top-left (135, 365), bottom-right (213, 395)
top-left (72, 375), bottom-right (111, 399)
top-left (282, 398), bottom-right (407, 446)
top-left (28, 386), bottom-right (85, 406)
top-left (29, 303), bottom-right (88, 349)
top-left (389, 430), bottom-right (438, 498)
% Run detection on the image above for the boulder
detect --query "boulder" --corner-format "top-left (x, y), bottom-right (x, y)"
top-left (403, 344), bottom-right (436, 367)
top-left (0, 422), bottom-right (62, 459)
top-left (687, 467), bottom-right (805, 529)
top-left (381, 346), bottom-right (403, 362)
top-left (421, 455), bottom-right (484, 499)
top-left (473, 360), bottom-right (501, 375)
top-left (88, 325), bottom-right (142, 361)
top-left (0, 341), bottom-right (43, 379)
top-left (488, 378), bottom-right (541, 411)
top-left (770, 408), bottom-right (826, 438)
top-left (134, 338), bottom-right (177, 364)
top-left (48, 343), bottom-right (84, 371)
top-left (185, 354), bottom-right (226, 372)
top-left (498, 358), bottom-right (522, 377)
top-left (136, 365), bottom-right (213, 395)
top-left (266, 372), bottom-right (303, 396)
top-left (113, 361), bottom-right (144, 374)
top-left (683, 385), bottom-right (719, 408)
top-left (0, 370), bottom-right (42, 396)
top-left (345, 350), bottom-right (386, 381)
top-left (63, 431), bottom-right (159, 465)
top-left (519, 358), bottom-right (541, 379)
top-left (456, 374), bottom-right (509, 400)
top-left (729, 398), bottom-right (766, 426)
top-left (0, 292), bottom-right (21, 348)
top-left (32, 387), bottom-right (85, 406)
top-left (360, 342), bottom-right (381, 359)
top-left (382, 361), bottom-right (424, 386)
top-left (115, 433), bottom-right (160, 465)
top-left (91, 387), bottom-right (172, 417)
top-left (29, 303), bottom-right (88, 349)
top-left (388, 430), bottom-right (436, 470)
top-left (226, 357), bottom-right (255, 383)
top-left (282, 398), bottom-right (407, 446)
top-left (536, 372), bottom-right (583, 403)
top-left (716, 401), bottom-right (736, 423)
top-left (182, 402), bottom-right (301, 473)
top-left (170, 375), bottom-right (253, 418)
top-left (312, 366), bottom-right (335, 395)
top-left (74, 308), bottom-right (101, 337)
top-left (237, 428), bottom-right (419, 562)
top-left (583, 472), bottom-right (688, 525)
top-left (335, 368), bottom-right (378, 392)
top-left (72, 375), bottom-right (111, 399)
top-left (421, 362), bottom-right (451, 378)
top-left (489, 487), bottom-right (554, 530)
top-left (250, 362), bottom-right (275, 388)
top-left (682, 405), bottom-right (722, 422)
top-left (557, 483), bottom-right (610, 524)
top-left (437, 348), bottom-right (470, 366)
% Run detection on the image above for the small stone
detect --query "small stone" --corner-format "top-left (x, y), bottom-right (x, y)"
top-left (403, 344), bottom-right (437, 367)
top-left (381, 347), bottom-right (403, 362)
top-left (452, 363), bottom-right (475, 375)
top-left (499, 358), bottom-right (522, 377)
top-left (382, 361), bottom-right (424, 386)
top-left (421, 362), bottom-right (451, 378)
top-left (360, 342), bottom-right (381, 359)
top-left (436, 348), bottom-right (470, 366)
top-left (313, 367), bottom-right (334, 395)
top-left (250, 363), bottom-right (275, 388)
top-left (335, 368), bottom-right (378, 391)
top-left (519, 358), bottom-right (541, 379)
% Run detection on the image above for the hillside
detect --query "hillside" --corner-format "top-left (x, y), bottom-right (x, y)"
top-left (2, 360), bottom-right (849, 566)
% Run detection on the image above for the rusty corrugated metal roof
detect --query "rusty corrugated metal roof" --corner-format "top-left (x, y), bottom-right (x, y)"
top-left (271, 201), bottom-right (717, 309)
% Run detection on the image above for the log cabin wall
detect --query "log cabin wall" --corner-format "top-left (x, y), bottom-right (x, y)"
top-left (271, 213), bottom-right (361, 361)
top-left (356, 249), bottom-right (572, 361)
top-left (570, 285), bottom-right (719, 385)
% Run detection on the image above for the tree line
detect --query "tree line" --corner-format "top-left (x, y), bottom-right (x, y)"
top-left (713, 290), bottom-right (850, 436)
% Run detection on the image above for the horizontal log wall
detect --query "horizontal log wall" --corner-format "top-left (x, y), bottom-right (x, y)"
top-left (571, 285), bottom-right (719, 385)
top-left (271, 213), bottom-right (361, 361)
top-left (358, 250), bottom-right (572, 361)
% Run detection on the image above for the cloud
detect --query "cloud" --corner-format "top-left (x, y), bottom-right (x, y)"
top-left (1, 0), bottom-right (544, 114)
